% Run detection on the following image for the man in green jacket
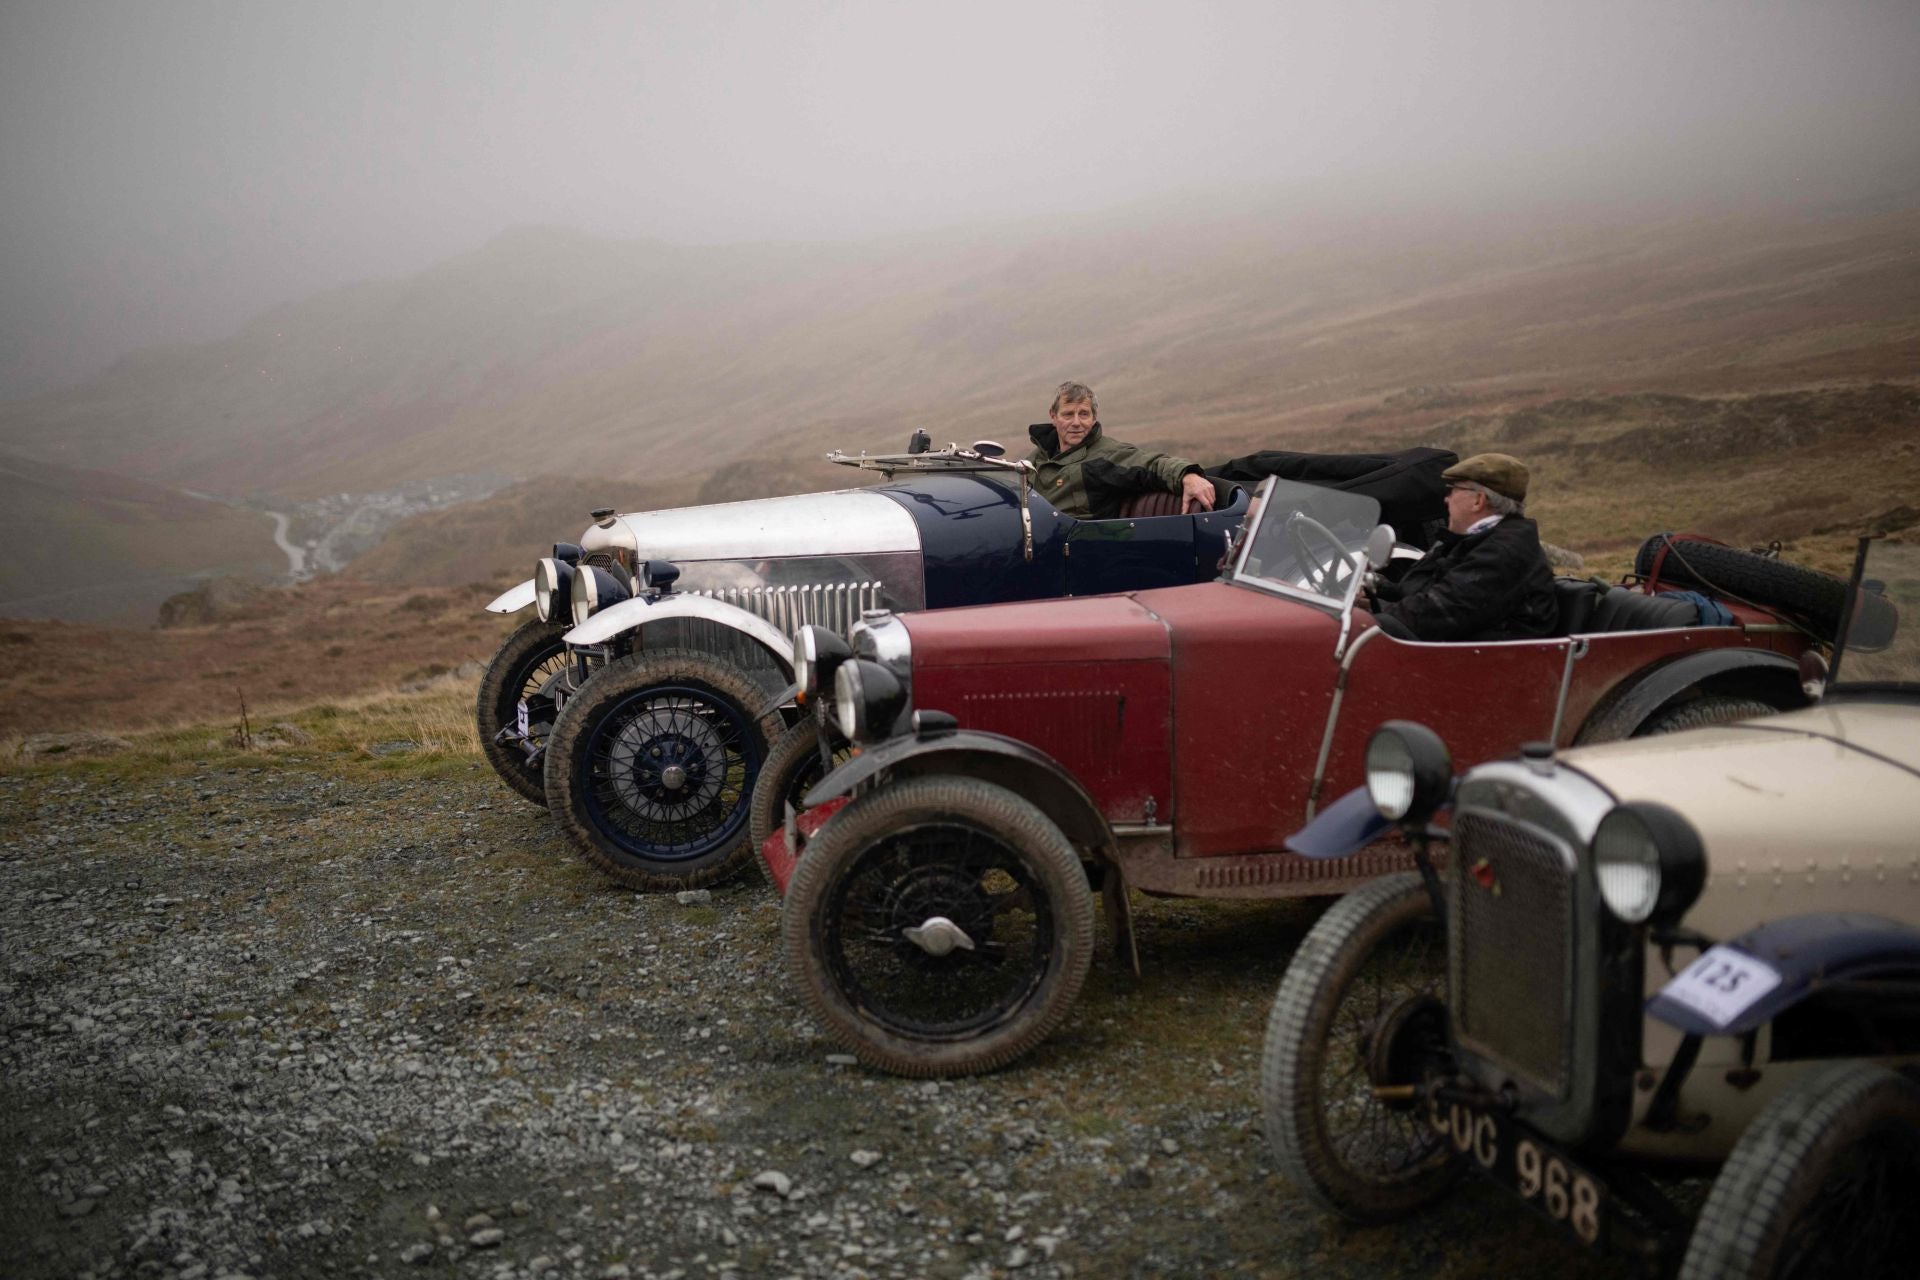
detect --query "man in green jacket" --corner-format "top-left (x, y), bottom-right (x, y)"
top-left (1024, 381), bottom-right (1216, 519)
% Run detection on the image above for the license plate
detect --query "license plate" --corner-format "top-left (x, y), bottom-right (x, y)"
top-left (1431, 1096), bottom-right (1608, 1248)
top-left (515, 698), bottom-right (530, 738)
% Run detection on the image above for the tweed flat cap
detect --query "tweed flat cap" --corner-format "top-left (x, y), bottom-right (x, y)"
top-left (1443, 452), bottom-right (1529, 503)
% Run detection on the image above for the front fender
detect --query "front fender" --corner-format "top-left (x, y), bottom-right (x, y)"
top-left (1575, 648), bottom-right (1800, 744)
top-left (1648, 912), bottom-right (1920, 1037)
top-left (487, 579), bottom-right (536, 614)
top-left (562, 593), bottom-right (796, 671)
top-left (1283, 786), bottom-right (1400, 859)
top-left (803, 728), bottom-right (1112, 851)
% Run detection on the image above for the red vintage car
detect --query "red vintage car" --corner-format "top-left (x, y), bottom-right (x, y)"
top-left (758, 477), bottom-right (1822, 1076)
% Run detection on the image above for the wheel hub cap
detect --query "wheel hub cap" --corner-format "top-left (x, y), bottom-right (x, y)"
top-left (902, 916), bottom-right (976, 957)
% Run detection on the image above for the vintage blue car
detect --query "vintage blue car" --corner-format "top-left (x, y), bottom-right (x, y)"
top-left (477, 441), bottom-right (1288, 890)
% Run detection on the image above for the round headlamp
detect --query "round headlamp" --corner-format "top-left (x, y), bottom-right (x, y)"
top-left (1593, 802), bottom-right (1706, 927)
top-left (570, 565), bottom-right (632, 627)
top-left (534, 557), bottom-right (575, 624)
top-left (795, 625), bottom-right (852, 702)
top-left (1364, 721), bottom-right (1453, 824)
top-left (833, 658), bottom-right (903, 743)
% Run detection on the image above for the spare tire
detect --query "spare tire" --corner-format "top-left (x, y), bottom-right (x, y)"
top-left (1633, 534), bottom-right (1896, 646)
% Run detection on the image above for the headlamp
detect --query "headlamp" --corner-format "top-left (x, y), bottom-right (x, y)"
top-left (534, 556), bottom-right (575, 624)
top-left (1593, 802), bottom-right (1705, 927)
top-left (795, 626), bottom-right (852, 703)
top-left (1363, 721), bottom-right (1453, 824)
top-left (570, 565), bottom-right (632, 627)
top-left (833, 658), bottom-right (903, 743)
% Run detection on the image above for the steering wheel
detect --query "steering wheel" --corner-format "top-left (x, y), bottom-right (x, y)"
top-left (1284, 513), bottom-right (1357, 595)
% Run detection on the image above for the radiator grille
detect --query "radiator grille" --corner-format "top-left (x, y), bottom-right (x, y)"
top-left (693, 582), bottom-right (885, 638)
top-left (1450, 810), bottom-right (1576, 1096)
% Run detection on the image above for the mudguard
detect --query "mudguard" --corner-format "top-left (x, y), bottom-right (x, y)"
top-left (1283, 785), bottom-right (1398, 859)
top-left (802, 727), bottom-right (1110, 850)
top-left (487, 579), bottom-right (537, 614)
top-left (1647, 912), bottom-right (1920, 1037)
top-left (562, 593), bottom-right (796, 672)
top-left (1574, 648), bottom-right (1800, 744)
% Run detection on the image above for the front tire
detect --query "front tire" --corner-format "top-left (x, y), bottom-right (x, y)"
top-left (1680, 1061), bottom-right (1920, 1280)
top-left (748, 716), bottom-right (852, 871)
top-left (544, 648), bottom-right (783, 891)
top-left (782, 776), bottom-right (1094, 1077)
top-left (476, 616), bottom-right (570, 807)
top-left (1261, 872), bottom-right (1457, 1223)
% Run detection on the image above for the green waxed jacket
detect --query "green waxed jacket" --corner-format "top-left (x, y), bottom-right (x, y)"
top-left (1022, 422), bottom-right (1203, 520)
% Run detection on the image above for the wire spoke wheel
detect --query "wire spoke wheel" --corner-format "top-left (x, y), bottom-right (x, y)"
top-left (783, 777), bottom-right (1093, 1077)
top-left (1262, 872), bottom-right (1458, 1223)
top-left (825, 821), bottom-right (1051, 1037)
top-left (476, 616), bottom-right (571, 806)
top-left (589, 691), bottom-right (749, 855)
top-left (545, 649), bottom-right (781, 891)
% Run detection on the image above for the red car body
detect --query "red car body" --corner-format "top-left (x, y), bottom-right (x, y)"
top-left (764, 582), bottom-right (1806, 899)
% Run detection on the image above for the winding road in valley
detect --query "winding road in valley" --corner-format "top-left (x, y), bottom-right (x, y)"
top-left (268, 510), bottom-right (307, 577)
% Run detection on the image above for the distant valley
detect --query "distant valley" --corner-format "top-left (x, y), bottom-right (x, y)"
top-left (0, 191), bottom-right (1916, 631)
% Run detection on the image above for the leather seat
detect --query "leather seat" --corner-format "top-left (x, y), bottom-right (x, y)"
top-left (1115, 490), bottom-right (1184, 519)
top-left (1553, 578), bottom-right (1606, 636)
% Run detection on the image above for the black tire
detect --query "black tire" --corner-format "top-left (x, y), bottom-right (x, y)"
top-left (1635, 695), bottom-right (1777, 737)
top-left (544, 648), bottom-right (783, 891)
top-left (476, 616), bottom-right (571, 807)
top-left (1679, 1061), bottom-right (1920, 1280)
top-left (748, 716), bottom-right (852, 865)
top-left (1261, 872), bottom-right (1458, 1223)
top-left (782, 776), bottom-right (1094, 1077)
top-left (1634, 535), bottom-right (1855, 637)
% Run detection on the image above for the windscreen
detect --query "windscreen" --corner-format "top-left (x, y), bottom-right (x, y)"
top-left (1835, 538), bottom-right (1917, 687)
top-left (1231, 477), bottom-right (1384, 610)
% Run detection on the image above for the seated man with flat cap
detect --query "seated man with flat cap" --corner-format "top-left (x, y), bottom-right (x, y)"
top-left (1025, 381), bottom-right (1215, 519)
top-left (1368, 452), bottom-right (1556, 642)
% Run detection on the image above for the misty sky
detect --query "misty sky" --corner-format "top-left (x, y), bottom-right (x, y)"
top-left (3, 0), bottom-right (1918, 400)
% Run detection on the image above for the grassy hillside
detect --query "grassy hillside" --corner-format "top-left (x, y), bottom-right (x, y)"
top-left (3, 201), bottom-right (1916, 503)
top-left (0, 452), bottom-right (285, 624)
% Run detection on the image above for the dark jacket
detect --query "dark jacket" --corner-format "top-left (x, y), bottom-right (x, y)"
top-left (1024, 422), bottom-right (1201, 520)
top-left (1372, 516), bottom-right (1557, 642)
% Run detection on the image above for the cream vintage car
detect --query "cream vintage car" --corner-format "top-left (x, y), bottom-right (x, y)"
top-left (1261, 533), bottom-right (1918, 1279)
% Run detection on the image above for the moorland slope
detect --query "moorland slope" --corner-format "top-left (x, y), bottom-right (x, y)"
top-left (3, 199), bottom-right (1915, 503)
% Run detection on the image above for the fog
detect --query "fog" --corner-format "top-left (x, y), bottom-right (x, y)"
top-left (2, 0), bottom-right (1917, 400)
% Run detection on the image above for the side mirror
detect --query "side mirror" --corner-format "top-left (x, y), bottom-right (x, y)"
top-left (1365, 524), bottom-right (1396, 571)
top-left (971, 440), bottom-right (1006, 458)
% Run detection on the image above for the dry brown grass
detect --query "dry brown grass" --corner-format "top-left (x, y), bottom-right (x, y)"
top-left (0, 577), bottom-right (522, 738)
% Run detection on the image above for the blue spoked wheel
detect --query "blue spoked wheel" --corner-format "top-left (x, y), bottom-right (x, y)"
top-left (545, 649), bottom-right (784, 890)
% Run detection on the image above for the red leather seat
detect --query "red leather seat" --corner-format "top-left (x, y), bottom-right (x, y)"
top-left (1115, 490), bottom-right (1184, 519)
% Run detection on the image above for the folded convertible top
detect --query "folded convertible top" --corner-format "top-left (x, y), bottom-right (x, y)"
top-left (1207, 446), bottom-right (1456, 548)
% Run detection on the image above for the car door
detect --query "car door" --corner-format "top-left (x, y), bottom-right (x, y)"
top-left (1315, 629), bottom-right (1576, 812)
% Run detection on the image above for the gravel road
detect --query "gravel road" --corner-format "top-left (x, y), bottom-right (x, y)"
top-left (1, 758), bottom-right (1629, 1280)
